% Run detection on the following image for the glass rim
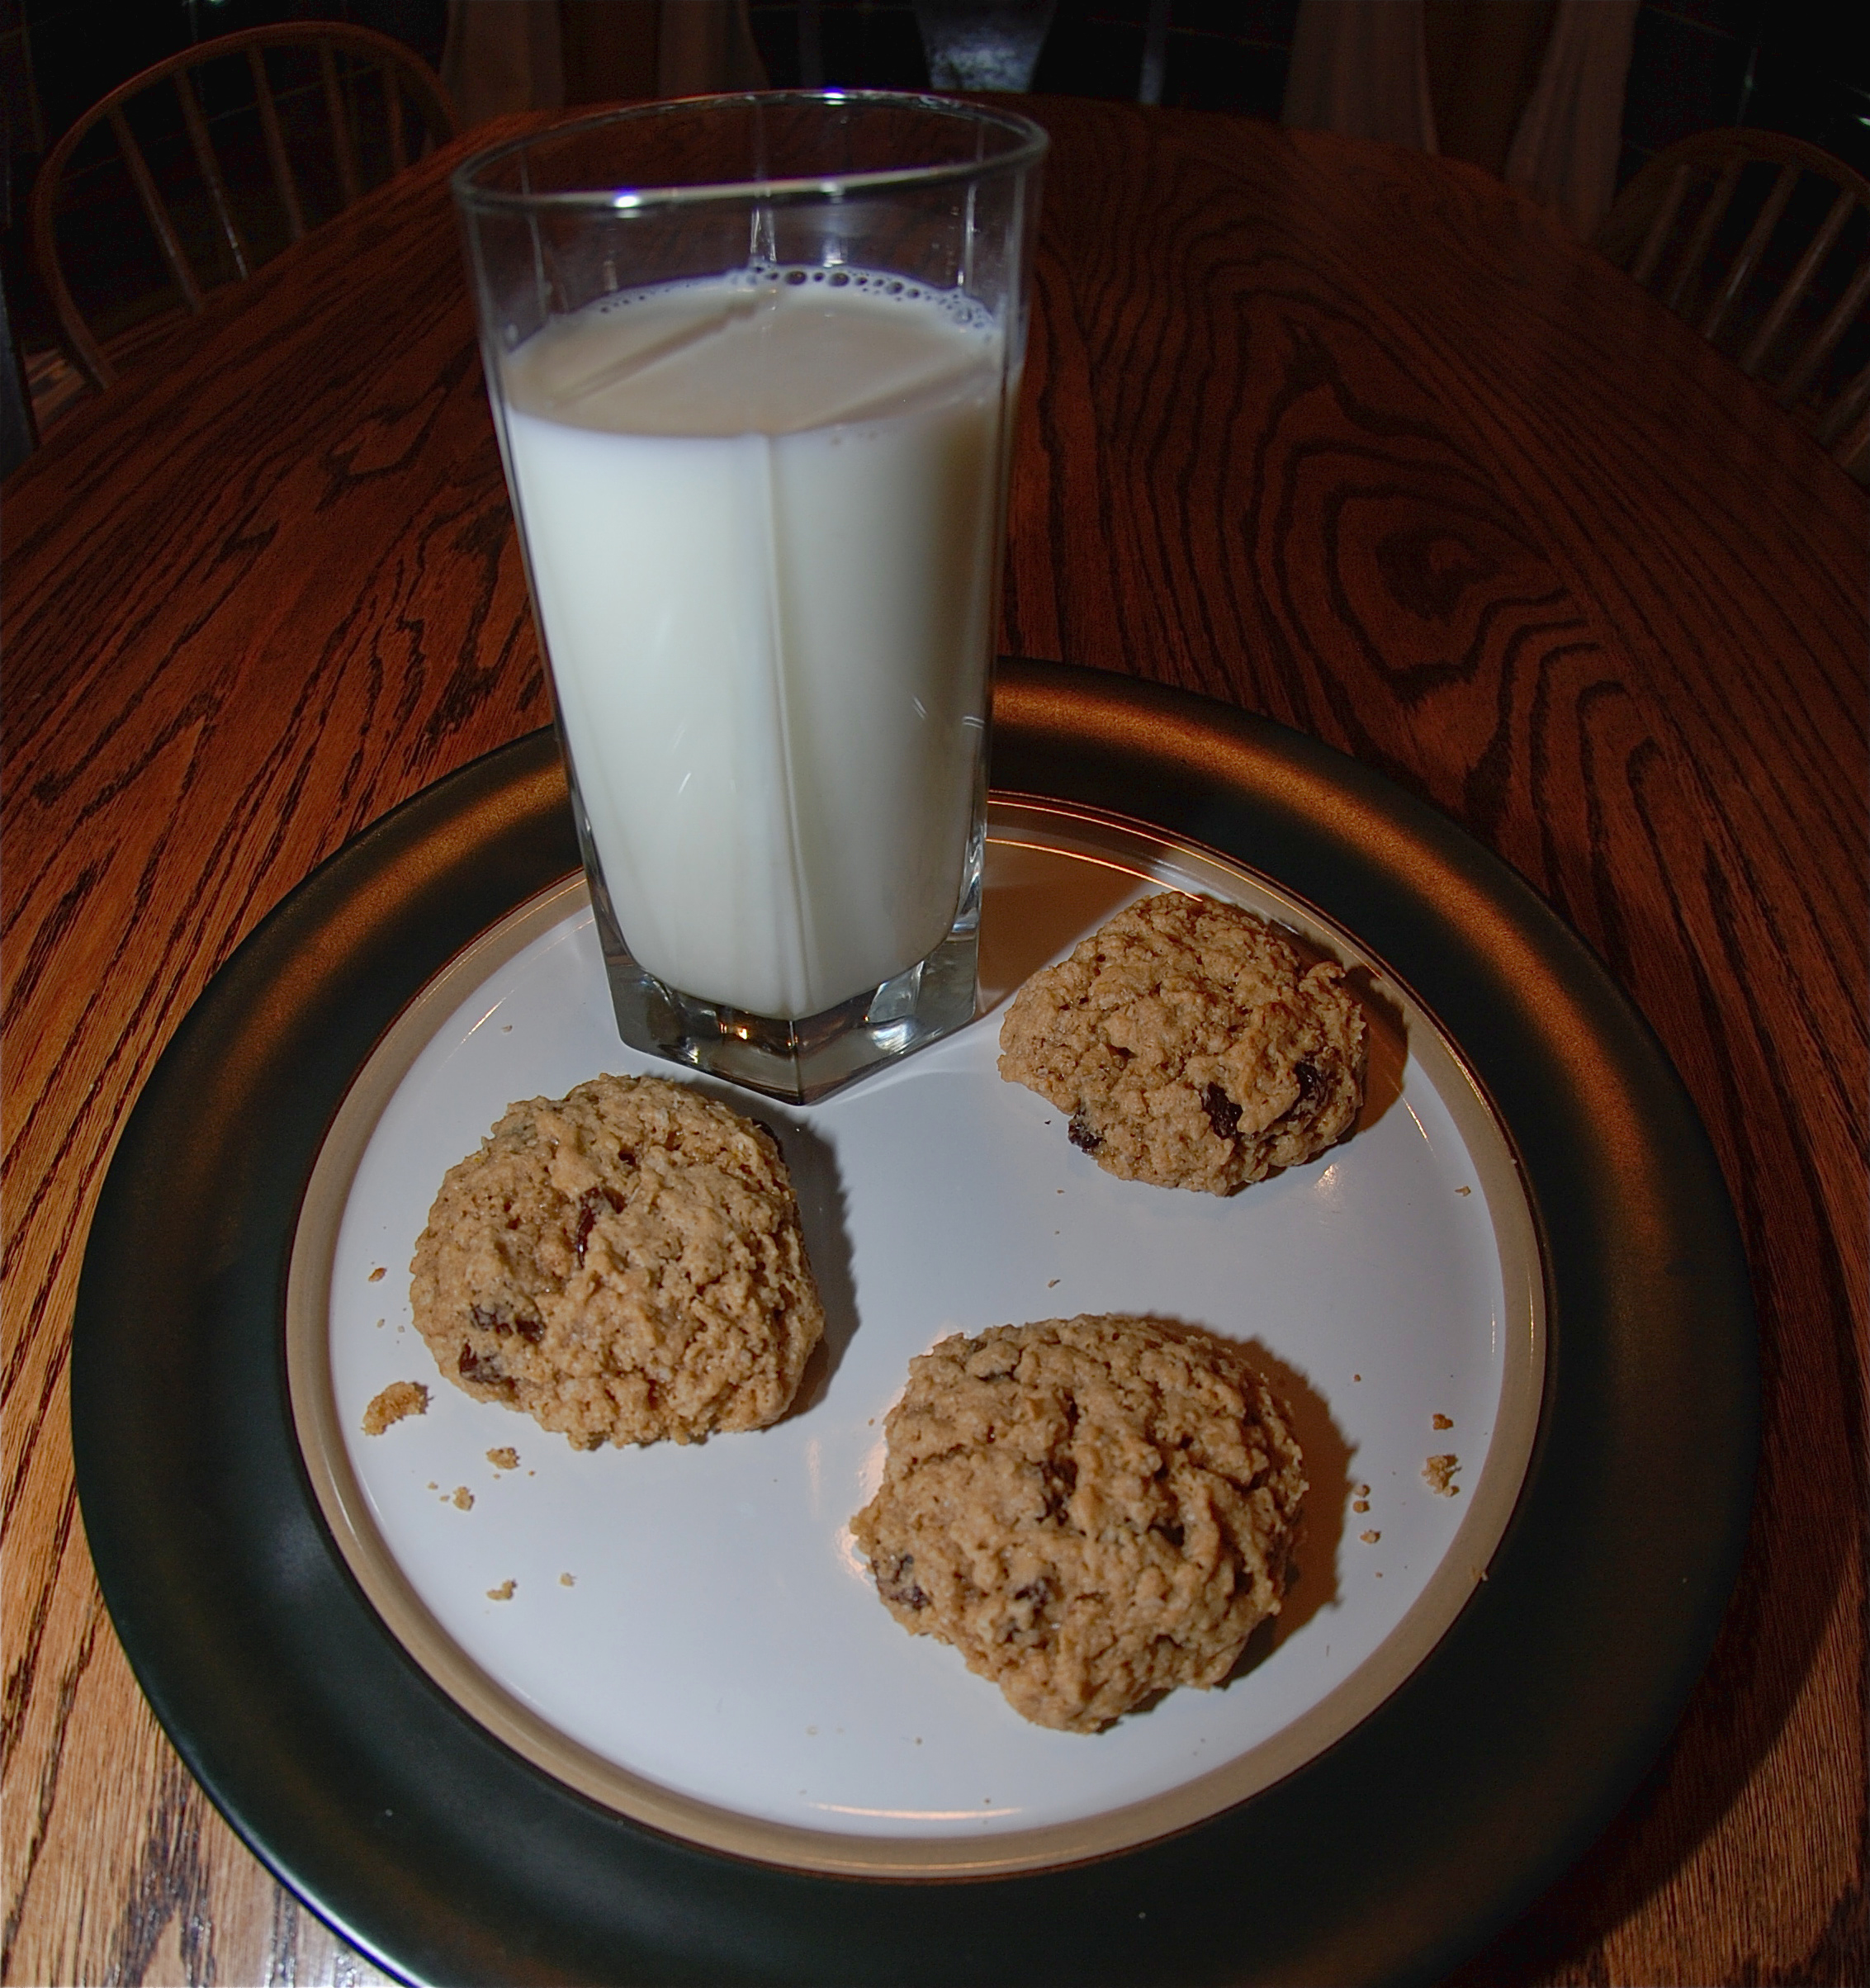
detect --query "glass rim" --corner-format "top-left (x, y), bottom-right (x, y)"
top-left (450, 90), bottom-right (1050, 216)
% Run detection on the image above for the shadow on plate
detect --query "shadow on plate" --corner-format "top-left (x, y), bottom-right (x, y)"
top-left (1226, 1333), bottom-right (1350, 1669)
top-left (978, 839), bottom-right (1143, 1011)
top-left (767, 1117), bottom-right (857, 1418)
top-left (1348, 968), bottom-right (1407, 1140)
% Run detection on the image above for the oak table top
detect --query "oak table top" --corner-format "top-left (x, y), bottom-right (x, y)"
top-left (3, 99), bottom-right (1863, 1988)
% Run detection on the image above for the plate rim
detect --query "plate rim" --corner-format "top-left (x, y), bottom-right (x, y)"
top-left (284, 805), bottom-right (1546, 1877)
top-left (71, 658), bottom-right (1758, 1988)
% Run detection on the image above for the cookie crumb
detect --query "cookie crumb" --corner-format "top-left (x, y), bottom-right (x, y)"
top-left (486, 1579), bottom-right (514, 1601)
top-left (1352, 1373), bottom-right (1361, 1383)
top-left (1047, 1278), bottom-right (1060, 1288)
top-left (367, 1266), bottom-right (386, 1282)
top-left (1456, 1185), bottom-right (1472, 1195)
top-left (1356, 1484), bottom-right (1370, 1498)
top-left (1360, 1530), bottom-right (1380, 1544)
top-left (486, 1446), bottom-right (520, 1470)
top-left (452, 1485), bottom-right (475, 1510)
top-left (1352, 1498), bottom-right (1369, 1513)
top-left (362, 1381), bottom-right (428, 1435)
top-left (1432, 1413), bottom-right (1453, 1431)
top-left (1423, 1454), bottom-right (1461, 1496)
top-left (559, 1572), bottom-right (575, 1587)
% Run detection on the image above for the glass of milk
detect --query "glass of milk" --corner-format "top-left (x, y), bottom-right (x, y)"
top-left (454, 93), bottom-right (1047, 1102)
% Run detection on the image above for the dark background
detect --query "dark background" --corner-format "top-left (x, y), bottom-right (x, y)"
top-left (11, 3), bottom-right (1857, 174)
top-left (3, 1), bottom-right (1868, 404)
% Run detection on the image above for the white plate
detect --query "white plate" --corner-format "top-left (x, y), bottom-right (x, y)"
top-left (288, 799), bottom-right (1542, 1877)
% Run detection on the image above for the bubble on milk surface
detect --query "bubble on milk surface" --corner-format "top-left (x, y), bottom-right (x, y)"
top-left (586, 262), bottom-right (998, 339)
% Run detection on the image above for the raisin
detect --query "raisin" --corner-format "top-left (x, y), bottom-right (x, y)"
top-left (1271, 1058), bottom-right (1328, 1126)
top-left (1202, 1082), bottom-right (1242, 1139)
top-left (877, 1554), bottom-right (928, 1611)
top-left (1012, 1576), bottom-right (1052, 1607)
top-left (1068, 1112), bottom-right (1102, 1153)
top-left (1044, 1456), bottom-right (1079, 1519)
top-left (468, 1302), bottom-right (543, 1342)
top-left (573, 1184), bottom-right (624, 1261)
top-left (457, 1343), bottom-right (515, 1398)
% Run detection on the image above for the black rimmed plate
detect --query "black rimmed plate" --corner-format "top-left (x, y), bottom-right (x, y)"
top-left (285, 797), bottom-right (1545, 1877)
top-left (72, 658), bottom-right (1754, 1986)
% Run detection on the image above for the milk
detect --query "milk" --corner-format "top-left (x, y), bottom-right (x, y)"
top-left (499, 270), bottom-right (1009, 1020)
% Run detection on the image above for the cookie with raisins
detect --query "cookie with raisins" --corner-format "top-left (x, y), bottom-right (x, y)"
top-left (997, 892), bottom-right (1366, 1195)
top-left (410, 1074), bottom-right (822, 1448)
top-left (851, 1314), bottom-right (1306, 1732)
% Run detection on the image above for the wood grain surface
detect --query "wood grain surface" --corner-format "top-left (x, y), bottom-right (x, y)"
top-left (3, 100), bottom-right (1864, 1986)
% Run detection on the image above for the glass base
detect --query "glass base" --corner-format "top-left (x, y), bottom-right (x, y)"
top-left (589, 897), bottom-right (981, 1105)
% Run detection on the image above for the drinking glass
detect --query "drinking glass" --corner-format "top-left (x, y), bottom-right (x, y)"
top-left (454, 93), bottom-right (1046, 1102)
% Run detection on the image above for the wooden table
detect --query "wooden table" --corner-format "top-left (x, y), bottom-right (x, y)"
top-left (3, 100), bottom-right (1863, 1987)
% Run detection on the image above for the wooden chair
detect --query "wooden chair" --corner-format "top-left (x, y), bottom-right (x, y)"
top-left (29, 22), bottom-right (456, 398)
top-left (1596, 129), bottom-right (1870, 475)
top-left (2, 266), bottom-right (37, 480)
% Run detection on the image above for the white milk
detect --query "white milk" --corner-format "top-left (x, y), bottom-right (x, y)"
top-left (500, 269), bottom-right (1008, 1020)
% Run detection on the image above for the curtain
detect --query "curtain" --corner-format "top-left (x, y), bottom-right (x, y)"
top-left (1504, 1), bottom-right (1639, 240)
top-left (1282, 0), bottom-right (1638, 239)
top-left (442, 0), bottom-right (769, 124)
